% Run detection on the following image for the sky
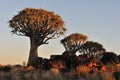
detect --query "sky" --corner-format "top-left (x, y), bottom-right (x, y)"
top-left (0, 0), bottom-right (120, 65)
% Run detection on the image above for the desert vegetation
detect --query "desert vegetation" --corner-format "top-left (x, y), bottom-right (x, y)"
top-left (0, 62), bottom-right (120, 80)
top-left (0, 7), bottom-right (119, 80)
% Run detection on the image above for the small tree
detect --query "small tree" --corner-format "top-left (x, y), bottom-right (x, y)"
top-left (61, 33), bottom-right (88, 55)
top-left (79, 41), bottom-right (105, 57)
top-left (9, 8), bottom-right (66, 66)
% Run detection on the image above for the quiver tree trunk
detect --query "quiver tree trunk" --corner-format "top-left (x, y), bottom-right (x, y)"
top-left (27, 37), bottom-right (39, 66)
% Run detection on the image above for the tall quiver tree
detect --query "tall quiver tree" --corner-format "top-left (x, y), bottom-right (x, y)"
top-left (9, 8), bottom-right (66, 66)
top-left (61, 33), bottom-right (88, 55)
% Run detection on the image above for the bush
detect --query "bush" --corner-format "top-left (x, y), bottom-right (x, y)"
top-left (101, 52), bottom-right (119, 65)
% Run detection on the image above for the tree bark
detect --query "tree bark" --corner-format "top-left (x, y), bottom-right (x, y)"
top-left (27, 37), bottom-right (39, 66)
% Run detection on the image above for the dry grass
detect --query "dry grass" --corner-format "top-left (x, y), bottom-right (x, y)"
top-left (0, 64), bottom-right (119, 80)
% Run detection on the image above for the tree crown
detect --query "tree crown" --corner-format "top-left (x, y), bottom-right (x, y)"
top-left (79, 41), bottom-right (106, 56)
top-left (9, 8), bottom-right (66, 45)
top-left (61, 33), bottom-right (88, 52)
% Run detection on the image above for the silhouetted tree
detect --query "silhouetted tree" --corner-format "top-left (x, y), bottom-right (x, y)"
top-left (9, 8), bottom-right (66, 66)
top-left (61, 33), bottom-right (88, 55)
top-left (79, 41), bottom-right (105, 57)
top-left (101, 52), bottom-right (119, 65)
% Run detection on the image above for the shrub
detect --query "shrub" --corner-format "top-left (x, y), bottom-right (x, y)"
top-left (101, 52), bottom-right (119, 65)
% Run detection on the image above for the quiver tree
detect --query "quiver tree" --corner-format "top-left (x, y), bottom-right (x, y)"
top-left (9, 8), bottom-right (66, 66)
top-left (79, 41), bottom-right (106, 57)
top-left (61, 33), bottom-right (88, 55)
